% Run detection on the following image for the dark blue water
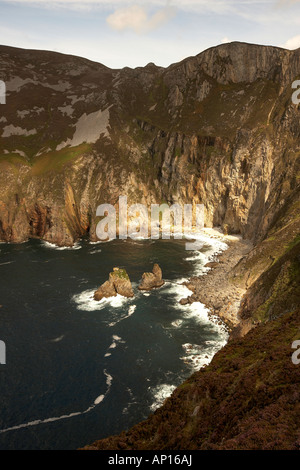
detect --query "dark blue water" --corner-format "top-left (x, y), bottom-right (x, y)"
top-left (0, 237), bottom-right (227, 450)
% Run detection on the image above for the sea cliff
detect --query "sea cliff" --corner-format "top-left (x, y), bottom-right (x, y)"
top-left (0, 42), bottom-right (299, 449)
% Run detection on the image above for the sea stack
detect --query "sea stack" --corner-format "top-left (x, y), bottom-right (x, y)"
top-left (94, 267), bottom-right (134, 301)
top-left (138, 263), bottom-right (165, 291)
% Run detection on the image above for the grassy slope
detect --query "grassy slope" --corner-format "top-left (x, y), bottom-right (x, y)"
top-left (83, 306), bottom-right (300, 450)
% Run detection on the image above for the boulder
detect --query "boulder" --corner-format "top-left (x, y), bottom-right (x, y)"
top-left (138, 263), bottom-right (165, 291)
top-left (94, 267), bottom-right (134, 301)
top-left (204, 261), bottom-right (219, 268)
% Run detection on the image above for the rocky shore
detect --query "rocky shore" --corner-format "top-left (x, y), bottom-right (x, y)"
top-left (180, 229), bottom-right (253, 331)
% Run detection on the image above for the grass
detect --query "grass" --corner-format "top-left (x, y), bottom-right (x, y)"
top-left (31, 143), bottom-right (92, 175)
top-left (110, 268), bottom-right (130, 280)
top-left (0, 152), bottom-right (30, 167)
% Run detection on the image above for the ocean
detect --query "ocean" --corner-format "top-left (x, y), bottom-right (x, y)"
top-left (0, 235), bottom-right (228, 450)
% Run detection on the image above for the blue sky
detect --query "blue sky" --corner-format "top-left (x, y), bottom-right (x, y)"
top-left (0, 0), bottom-right (300, 68)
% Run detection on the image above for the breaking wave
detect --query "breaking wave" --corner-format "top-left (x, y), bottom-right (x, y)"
top-left (0, 370), bottom-right (113, 435)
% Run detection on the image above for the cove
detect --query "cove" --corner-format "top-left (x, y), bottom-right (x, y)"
top-left (0, 235), bottom-right (227, 450)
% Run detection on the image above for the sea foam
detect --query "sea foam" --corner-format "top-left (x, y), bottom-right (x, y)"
top-left (72, 289), bottom-right (131, 312)
top-left (149, 384), bottom-right (177, 412)
top-left (42, 241), bottom-right (82, 251)
top-left (0, 369), bottom-right (113, 434)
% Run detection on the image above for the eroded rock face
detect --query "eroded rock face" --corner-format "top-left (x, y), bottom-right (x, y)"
top-left (109, 268), bottom-right (134, 298)
top-left (94, 268), bottom-right (134, 301)
top-left (94, 280), bottom-right (117, 301)
top-left (0, 43), bottom-right (299, 247)
top-left (138, 263), bottom-right (165, 291)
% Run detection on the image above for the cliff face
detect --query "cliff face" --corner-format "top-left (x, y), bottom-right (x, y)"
top-left (0, 42), bottom-right (299, 246)
top-left (1, 43), bottom-right (300, 449)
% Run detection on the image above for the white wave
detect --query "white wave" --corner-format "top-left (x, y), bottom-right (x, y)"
top-left (94, 370), bottom-right (113, 405)
top-left (181, 343), bottom-right (209, 369)
top-left (181, 336), bottom-right (227, 371)
top-left (108, 304), bottom-right (137, 327)
top-left (129, 234), bottom-right (150, 241)
top-left (0, 261), bottom-right (15, 266)
top-left (122, 388), bottom-right (138, 415)
top-left (161, 279), bottom-right (193, 302)
top-left (105, 335), bottom-right (125, 355)
top-left (93, 394), bottom-right (105, 405)
top-left (72, 289), bottom-right (131, 312)
top-left (42, 241), bottom-right (82, 251)
top-left (89, 248), bottom-right (102, 255)
top-left (128, 305), bottom-right (136, 315)
top-left (162, 279), bottom-right (229, 371)
top-left (50, 335), bottom-right (64, 343)
top-left (162, 280), bottom-right (228, 370)
top-left (186, 235), bottom-right (227, 275)
top-left (0, 369), bottom-right (113, 435)
top-left (177, 302), bottom-right (228, 338)
top-left (105, 370), bottom-right (113, 387)
top-left (89, 238), bottom-right (114, 244)
top-left (180, 310), bottom-right (228, 371)
top-left (149, 384), bottom-right (176, 412)
top-left (171, 319), bottom-right (183, 328)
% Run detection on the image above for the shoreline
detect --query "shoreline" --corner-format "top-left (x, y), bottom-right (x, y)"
top-left (2, 231), bottom-right (253, 333)
top-left (180, 228), bottom-right (253, 331)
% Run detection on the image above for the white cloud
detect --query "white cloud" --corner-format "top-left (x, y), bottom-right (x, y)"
top-left (283, 34), bottom-right (300, 49)
top-left (106, 5), bottom-right (176, 34)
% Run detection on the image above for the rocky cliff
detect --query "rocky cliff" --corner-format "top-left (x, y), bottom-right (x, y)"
top-left (0, 42), bottom-right (299, 246)
top-left (1, 42), bottom-right (300, 449)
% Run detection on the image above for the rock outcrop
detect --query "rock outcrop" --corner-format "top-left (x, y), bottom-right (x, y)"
top-left (94, 268), bottom-right (134, 301)
top-left (138, 263), bottom-right (165, 291)
top-left (94, 280), bottom-right (117, 301)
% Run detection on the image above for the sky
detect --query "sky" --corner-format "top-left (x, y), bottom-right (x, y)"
top-left (0, 0), bottom-right (300, 69)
